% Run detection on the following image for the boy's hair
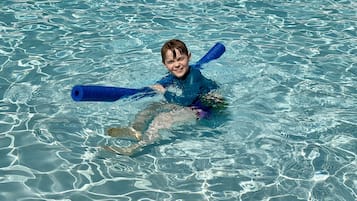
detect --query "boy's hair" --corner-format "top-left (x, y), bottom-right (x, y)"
top-left (161, 39), bottom-right (189, 63)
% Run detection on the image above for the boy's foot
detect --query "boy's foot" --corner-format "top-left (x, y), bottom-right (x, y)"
top-left (107, 127), bottom-right (142, 141)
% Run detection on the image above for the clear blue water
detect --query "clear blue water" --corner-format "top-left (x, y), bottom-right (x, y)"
top-left (1, 0), bottom-right (356, 200)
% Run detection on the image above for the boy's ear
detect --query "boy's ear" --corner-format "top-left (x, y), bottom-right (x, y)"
top-left (188, 52), bottom-right (191, 60)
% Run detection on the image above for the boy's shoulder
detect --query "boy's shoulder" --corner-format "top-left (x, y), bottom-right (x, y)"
top-left (189, 66), bottom-right (203, 76)
top-left (156, 73), bottom-right (174, 87)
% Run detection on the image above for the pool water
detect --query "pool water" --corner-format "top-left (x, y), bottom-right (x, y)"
top-left (1, 0), bottom-right (356, 200)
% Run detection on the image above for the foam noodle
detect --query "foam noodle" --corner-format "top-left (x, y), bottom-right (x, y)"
top-left (71, 86), bottom-right (154, 102)
top-left (194, 42), bottom-right (226, 67)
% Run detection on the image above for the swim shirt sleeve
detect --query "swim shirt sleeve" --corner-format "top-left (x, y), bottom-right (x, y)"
top-left (156, 73), bottom-right (174, 88)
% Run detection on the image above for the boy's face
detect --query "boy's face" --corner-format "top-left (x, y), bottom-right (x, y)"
top-left (163, 48), bottom-right (191, 78)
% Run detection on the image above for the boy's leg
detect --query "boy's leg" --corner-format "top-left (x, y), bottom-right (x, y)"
top-left (106, 102), bottom-right (168, 140)
top-left (105, 104), bottom-right (196, 156)
top-left (144, 107), bottom-right (197, 142)
top-left (131, 102), bottom-right (166, 133)
top-left (131, 102), bottom-right (178, 133)
top-left (107, 127), bottom-right (142, 140)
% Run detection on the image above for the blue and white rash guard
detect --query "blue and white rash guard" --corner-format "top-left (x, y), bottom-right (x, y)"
top-left (156, 66), bottom-right (219, 107)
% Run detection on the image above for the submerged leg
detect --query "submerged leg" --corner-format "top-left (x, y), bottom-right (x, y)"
top-left (106, 102), bottom-right (172, 141)
top-left (105, 104), bottom-right (196, 156)
top-left (107, 127), bottom-right (142, 141)
top-left (131, 102), bottom-right (177, 133)
top-left (144, 107), bottom-right (197, 142)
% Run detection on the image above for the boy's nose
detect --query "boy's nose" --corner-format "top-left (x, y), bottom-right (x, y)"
top-left (173, 61), bottom-right (181, 68)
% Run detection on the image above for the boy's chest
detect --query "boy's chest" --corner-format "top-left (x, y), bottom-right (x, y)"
top-left (167, 80), bottom-right (184, 95)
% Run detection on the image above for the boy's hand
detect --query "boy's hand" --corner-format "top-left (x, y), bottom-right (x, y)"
top-left (151, 84), bottom-right (166, 94)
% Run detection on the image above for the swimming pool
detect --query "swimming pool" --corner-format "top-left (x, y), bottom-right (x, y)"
top-left (1, 0), bottom-right (356, 200)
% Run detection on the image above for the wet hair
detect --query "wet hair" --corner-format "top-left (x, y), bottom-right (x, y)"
top-left (161, 39), bottom-right (189, 63)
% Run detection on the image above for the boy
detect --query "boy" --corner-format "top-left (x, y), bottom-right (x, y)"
top-left (105, 39), bottom-right (225, 156)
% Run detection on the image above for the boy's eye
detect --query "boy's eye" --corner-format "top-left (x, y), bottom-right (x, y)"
top-left (166, 60), bottom-right (174, 64)
top-left (178, 56), bottom-right (187, 61)
top-left (165, 56), bottom-right (186, 64)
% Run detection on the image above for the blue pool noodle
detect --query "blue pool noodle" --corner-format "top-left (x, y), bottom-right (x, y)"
top-left (192, 42), bottom-right (226, 68)
top-left (71, 86), bottom-right (154, 102)
top-left (71, 42), bottom-right (225, 102)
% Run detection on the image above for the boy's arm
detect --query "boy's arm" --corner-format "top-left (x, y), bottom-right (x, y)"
top-left (151, 84), bottom-right (166, 94)
top-left (151, 73), bottom-right (173, 94)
